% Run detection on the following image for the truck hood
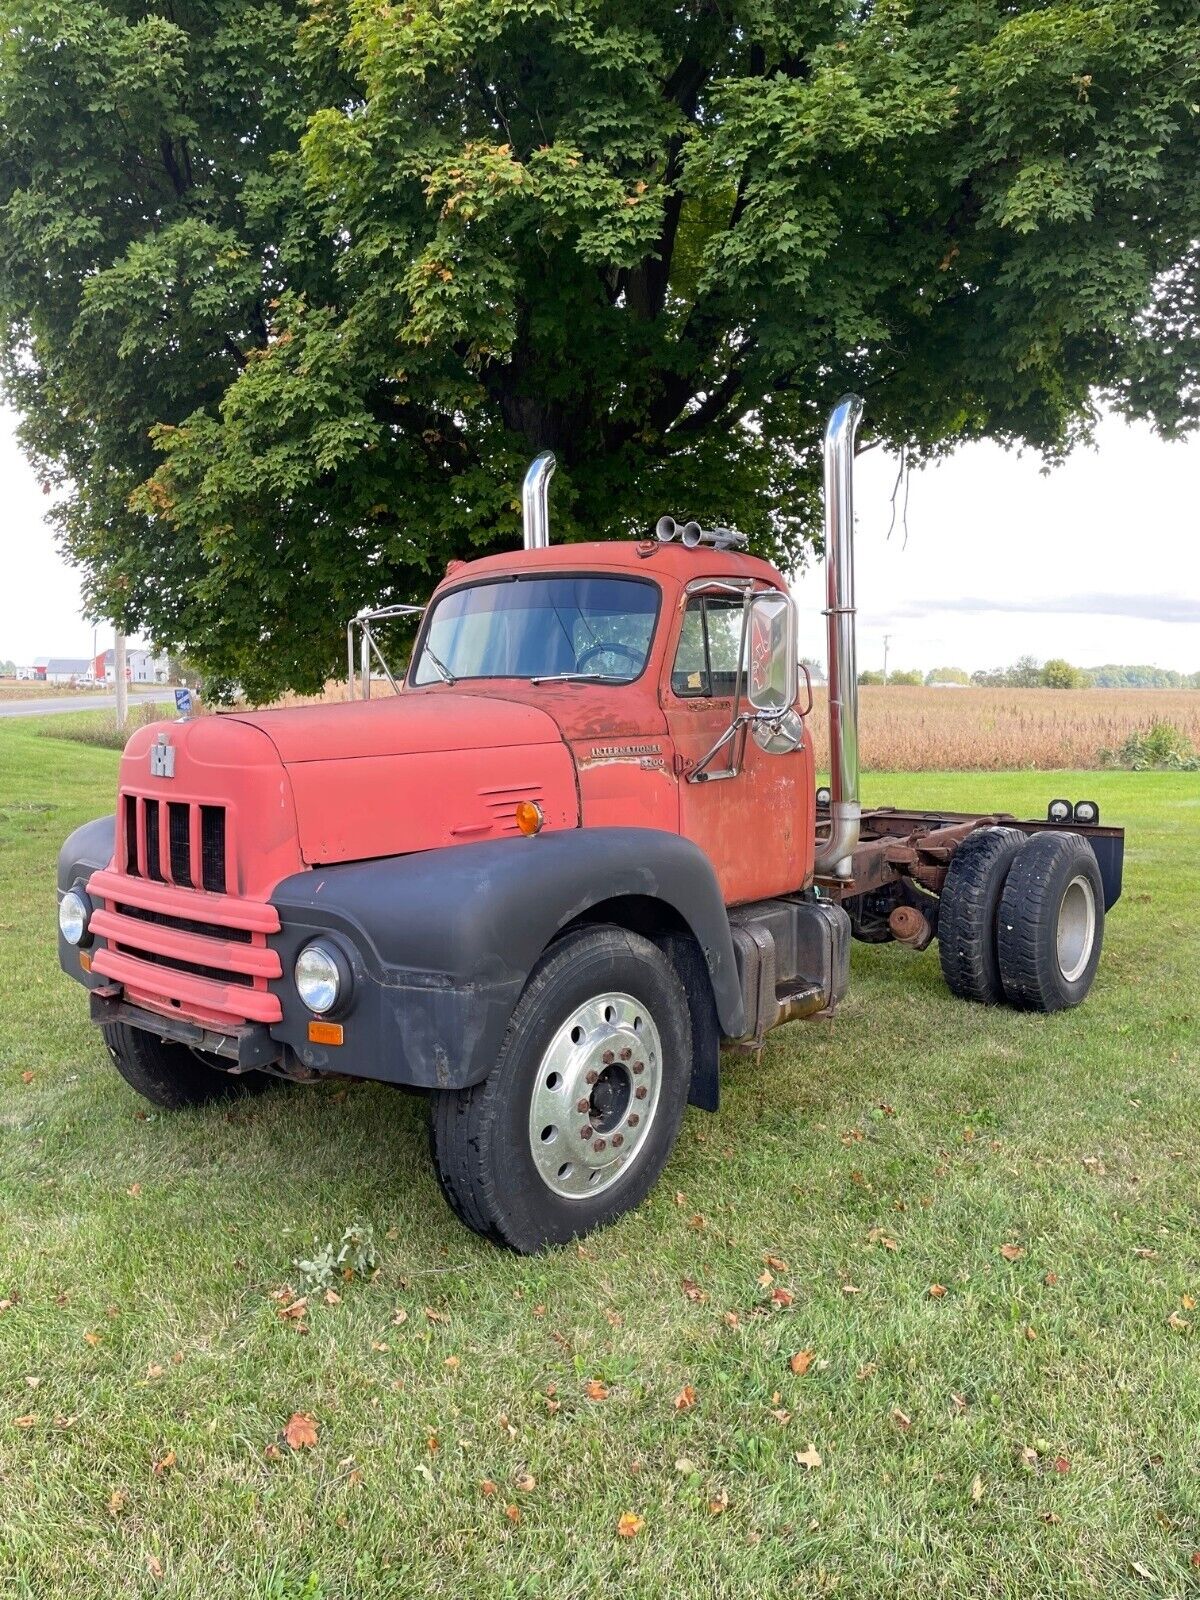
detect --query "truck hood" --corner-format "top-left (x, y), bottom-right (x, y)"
top-left (222, 692), bottom-right (580, 866)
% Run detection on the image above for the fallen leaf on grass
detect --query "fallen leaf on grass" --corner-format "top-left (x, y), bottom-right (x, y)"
top-left (1166, 1311), bottom-right (1190, 1332)
top-left (1190, 1551), bottom-right (1200, 1569)
top-left (146, 1555), bottom-right (163, 1580)
top-left (152, 1450), bottom-right (176, 1476)
top-left (794, 1445), bottom-right (822, 1471)
top-left (840, 1283), bottom-right (861, 1297)
top-left (616, 1511), bottom-right (644, 1538)
top-left (127, 1184), bottom-right (141, 1197)
top-left (970, 1473), bottom-right (984, 1505)
top-left (789, 1350), bottom-right (814, 1376)
top-left (264, 1443), bottom-right (283, 1462)
top-left (999, 1244), bottom-right (1026, 1262)
top-left (283, 1412), bottom-right (318, 1451)
top-left (1131, 1561), bottom-right (1154, 1580)
top-left (324, 1289), bottom-right (342, 1307)
top-left (1182, 1294), bottom-right (1197, 1311)
top-left (1132, 1248), bottom-right (1159, 1260)
top-left (681, 1278), bottom-right (708, 1304)
top-left (723, 1310), bottom-right (740, 1328)
top-left (1053, 1456), bottom-right (1071, 1474)
top-left (480, 1479), bottom-right (496, 1496)
top-left (950, 1393), bottom-right (967, 1415)
top-left (763, 1254), bottom-right (788, 1272)
top-left (771, 1287), bottom-right (795, 1308)
top-left (13, 1413), bottom-right (36, 1430)
top-left (514, 1472), bottom-right (535, 1492)
top-left (424, 1306), bottom-right (449, 1325)
top-left (856, 1362), bottom-right (878, 1381)
top-left (53, 1414), bottom-right (76, 1430)
top-left (21, 1071), bottom-right (34, 1085)
top-left (708, 1489), bottom-right (730, 1515)
top-left (278, 1298), bottom-right (308, 1322)
top-left (83, 1331), bottom-right (102, 1348)
top-left (1018, 1446), bottom-right (1039, 1471)
top-left (1023, 1326), bottom-right (1038, 1342)
top-left (891, 1409), bottom-right (912, 1431)
top-left (391, 1308), bottom-right (408, 1326)
top-left (1044, 1272), bottom-right (1059, 1286)
top-left (443, 1355), bottom-right (460, 1372)
top-left (504, 1504), bottom-right (521, 1525)
top-left (584, 1379), bottom-right (609, 1401)
top-left (674, 1457), bottom-right (697, 1476)
top-left (107, 1489), bottom-right (127, 1515)
top-left (674, 1385), bottom-right (697, 1412)
top-left (928, 1284), bottom-right (947, 1299)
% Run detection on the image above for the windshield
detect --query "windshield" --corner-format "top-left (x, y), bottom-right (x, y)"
top-left (411, 575), bottom-right (660, 685)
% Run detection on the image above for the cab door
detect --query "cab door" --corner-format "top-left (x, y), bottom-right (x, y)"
top-left (662, 590), bottom-right (808, 905)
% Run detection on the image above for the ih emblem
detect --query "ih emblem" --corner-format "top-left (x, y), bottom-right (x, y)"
top-left (149, 732), bottom-right (176, 779)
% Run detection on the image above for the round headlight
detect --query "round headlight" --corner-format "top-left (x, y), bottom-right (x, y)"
top-left (59, 888), bottom-right (91, 947)
top-left (1047, 798), bottom-right (1071, 824)
top-left (295, 943), bottom-right (343, 1015)
top-left (815, 785), bottom-right (832, 806)
top-left (1073, 800), bottom-right (1099, 825)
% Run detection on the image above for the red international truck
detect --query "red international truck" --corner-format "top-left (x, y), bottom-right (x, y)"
top-left (58, 398), bottom-right (1123, 1252)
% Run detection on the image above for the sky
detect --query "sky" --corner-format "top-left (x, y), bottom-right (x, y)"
top-left (1, 402), bottom-right (1198, 675)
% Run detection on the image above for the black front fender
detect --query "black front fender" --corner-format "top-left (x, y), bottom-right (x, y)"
top-left (268, 828), bottom-right (743, 1090)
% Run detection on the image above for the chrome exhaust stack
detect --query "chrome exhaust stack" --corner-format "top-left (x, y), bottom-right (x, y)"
top-left (522, 452), bottom-right (557, 549)
top-left (813, 394), bottom-right (864, 879)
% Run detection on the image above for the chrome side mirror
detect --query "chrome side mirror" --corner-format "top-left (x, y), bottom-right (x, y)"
top-left (746, 590), bottom-right (798, 715)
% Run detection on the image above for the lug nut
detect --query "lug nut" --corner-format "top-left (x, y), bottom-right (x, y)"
top-left (585, 1069), bottom-right (598, 1084)
top-left (580, 1125), bottom-right (593, 1140)
top-left (602, 1050), bottom-right (614, 1065)
top-left (593, 1138), bottom-right (606, 1153)
top-left (612, 1134), bottom-right (624, 1148)
top-left (627, 1114), bottom-right (640, 1128)
top-left (635, 1085), bottom-right (647, 1100)
top-left (633, 1061), bottom-right (644, 1074)
top-left (576, 1097), bottom-right (590, 1113)
top-left (619, 1047), bottom-right (632, 1061)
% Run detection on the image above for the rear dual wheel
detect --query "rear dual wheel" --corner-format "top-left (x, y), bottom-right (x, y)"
top-left (431, 926), bottom-right (692, 1253)
top-left (938, 829), bottom-right (1104, 1013)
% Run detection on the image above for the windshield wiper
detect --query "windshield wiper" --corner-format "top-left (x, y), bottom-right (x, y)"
top-left (422, 646), bottom-right (457, 685)
top-left (528, 672), bottom-right (632, 685)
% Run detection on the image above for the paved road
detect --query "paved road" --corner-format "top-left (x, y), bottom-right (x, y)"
top-left (0, 692), bottom-right (173, 719)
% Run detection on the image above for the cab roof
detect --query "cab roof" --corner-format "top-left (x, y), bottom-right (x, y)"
top-left (437, 539), bottom-right (785, 592)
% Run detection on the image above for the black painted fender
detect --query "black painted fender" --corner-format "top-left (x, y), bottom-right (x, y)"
top-left (56, 814), bottom-right (116, 989)
top-left (267, 828), bottom-right (745, 1091)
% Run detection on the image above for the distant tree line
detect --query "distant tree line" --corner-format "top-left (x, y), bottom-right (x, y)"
top-left (857, 658), bottom-right (1200, 689)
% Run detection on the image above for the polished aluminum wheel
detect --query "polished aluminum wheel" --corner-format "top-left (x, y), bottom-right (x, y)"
top-left (1056, 874), bottom-right (1096, 983)
top-left (527, 991), bottom-right (663, 1200)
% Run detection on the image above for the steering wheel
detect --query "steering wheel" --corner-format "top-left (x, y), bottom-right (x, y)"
top-left (575, 640), bottom-right (640, 674)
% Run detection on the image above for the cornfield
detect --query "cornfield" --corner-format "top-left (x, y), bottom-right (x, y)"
top-left (806, 686), bottom-right (1200, 772)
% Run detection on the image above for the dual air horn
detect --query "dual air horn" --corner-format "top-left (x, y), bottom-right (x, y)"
top-left (654, 515), bottom-right (747, 551)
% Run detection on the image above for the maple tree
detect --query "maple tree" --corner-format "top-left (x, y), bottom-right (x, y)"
top-left (1, 1), bottom-right (1197, 699)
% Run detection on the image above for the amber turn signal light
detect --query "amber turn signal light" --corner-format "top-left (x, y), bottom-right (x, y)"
top-left (79, 951), bottom-right (92, 972)
top-left (307, 1020), bottom-right (344, 1046)
top-left (515, 800), bottom-right (544, 836)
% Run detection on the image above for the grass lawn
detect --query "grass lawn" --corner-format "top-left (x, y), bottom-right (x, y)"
top-left (1, 716), bottom-right (1197, 1598)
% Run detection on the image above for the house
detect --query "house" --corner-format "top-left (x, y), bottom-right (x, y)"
top-left (90, 648), bottom-right (170, 685)
top-left (34, 657), bottom-right (93, 685)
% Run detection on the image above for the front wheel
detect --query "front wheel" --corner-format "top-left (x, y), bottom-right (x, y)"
top-left (102, 1022), bottom-right (271, 1109)
top-left (430, 926), bottom-right (693, 1253)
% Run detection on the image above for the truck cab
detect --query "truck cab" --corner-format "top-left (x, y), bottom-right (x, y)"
top-left (57, 398), bottom-right (1122, 1252)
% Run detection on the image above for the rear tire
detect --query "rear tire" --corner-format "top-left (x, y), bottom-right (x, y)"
top-left (937, 827), bottom-right (1028, 1003)
top-left (102, 1022), bottom-right (269, 1109)
top-left (430, 926), bottom-right (692, 1253)
top-left (997, 832), bottom-right (1104, 1012)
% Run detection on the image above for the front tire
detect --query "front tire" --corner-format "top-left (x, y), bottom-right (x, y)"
top-left (430, 926), bottom-right (692, 1253)
top-left (996, 832), bottom-right (1105, 1012)
top-left (102, 1022), bottom-right (269, 1109)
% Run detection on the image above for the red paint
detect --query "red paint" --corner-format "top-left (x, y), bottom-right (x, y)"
top-left (95, 536), bottom-right (816, 1027)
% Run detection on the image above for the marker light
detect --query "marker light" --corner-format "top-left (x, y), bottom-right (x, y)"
top-left (307, 1020), bottom-right (344, 1046)
top-left (815, 786), bottom-right (832, 807)
top-left (515, 800), bottom-right (544, 836)
top-left (295, 943), bottom-right (343, 1015)
top-left (1073, 800), bottom-right (1099, 825)
top-left (59, 888), bottom-right (91, 947)
top-left (1047, 798), bottom-right (1072, 824)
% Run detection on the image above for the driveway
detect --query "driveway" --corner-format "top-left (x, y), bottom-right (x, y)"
top-left (0, 691), bottom-right (173, 719)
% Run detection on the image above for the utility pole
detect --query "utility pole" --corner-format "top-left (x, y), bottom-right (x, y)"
top-left (114, 631), bottom-right (127, 729)
top-left (882, 633), bottom-right (892, 684)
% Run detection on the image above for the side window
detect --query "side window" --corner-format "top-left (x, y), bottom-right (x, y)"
top-left (671, 602), bottom-right (708, 695)
top-left (671, 596), bottom-right (746, 699)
